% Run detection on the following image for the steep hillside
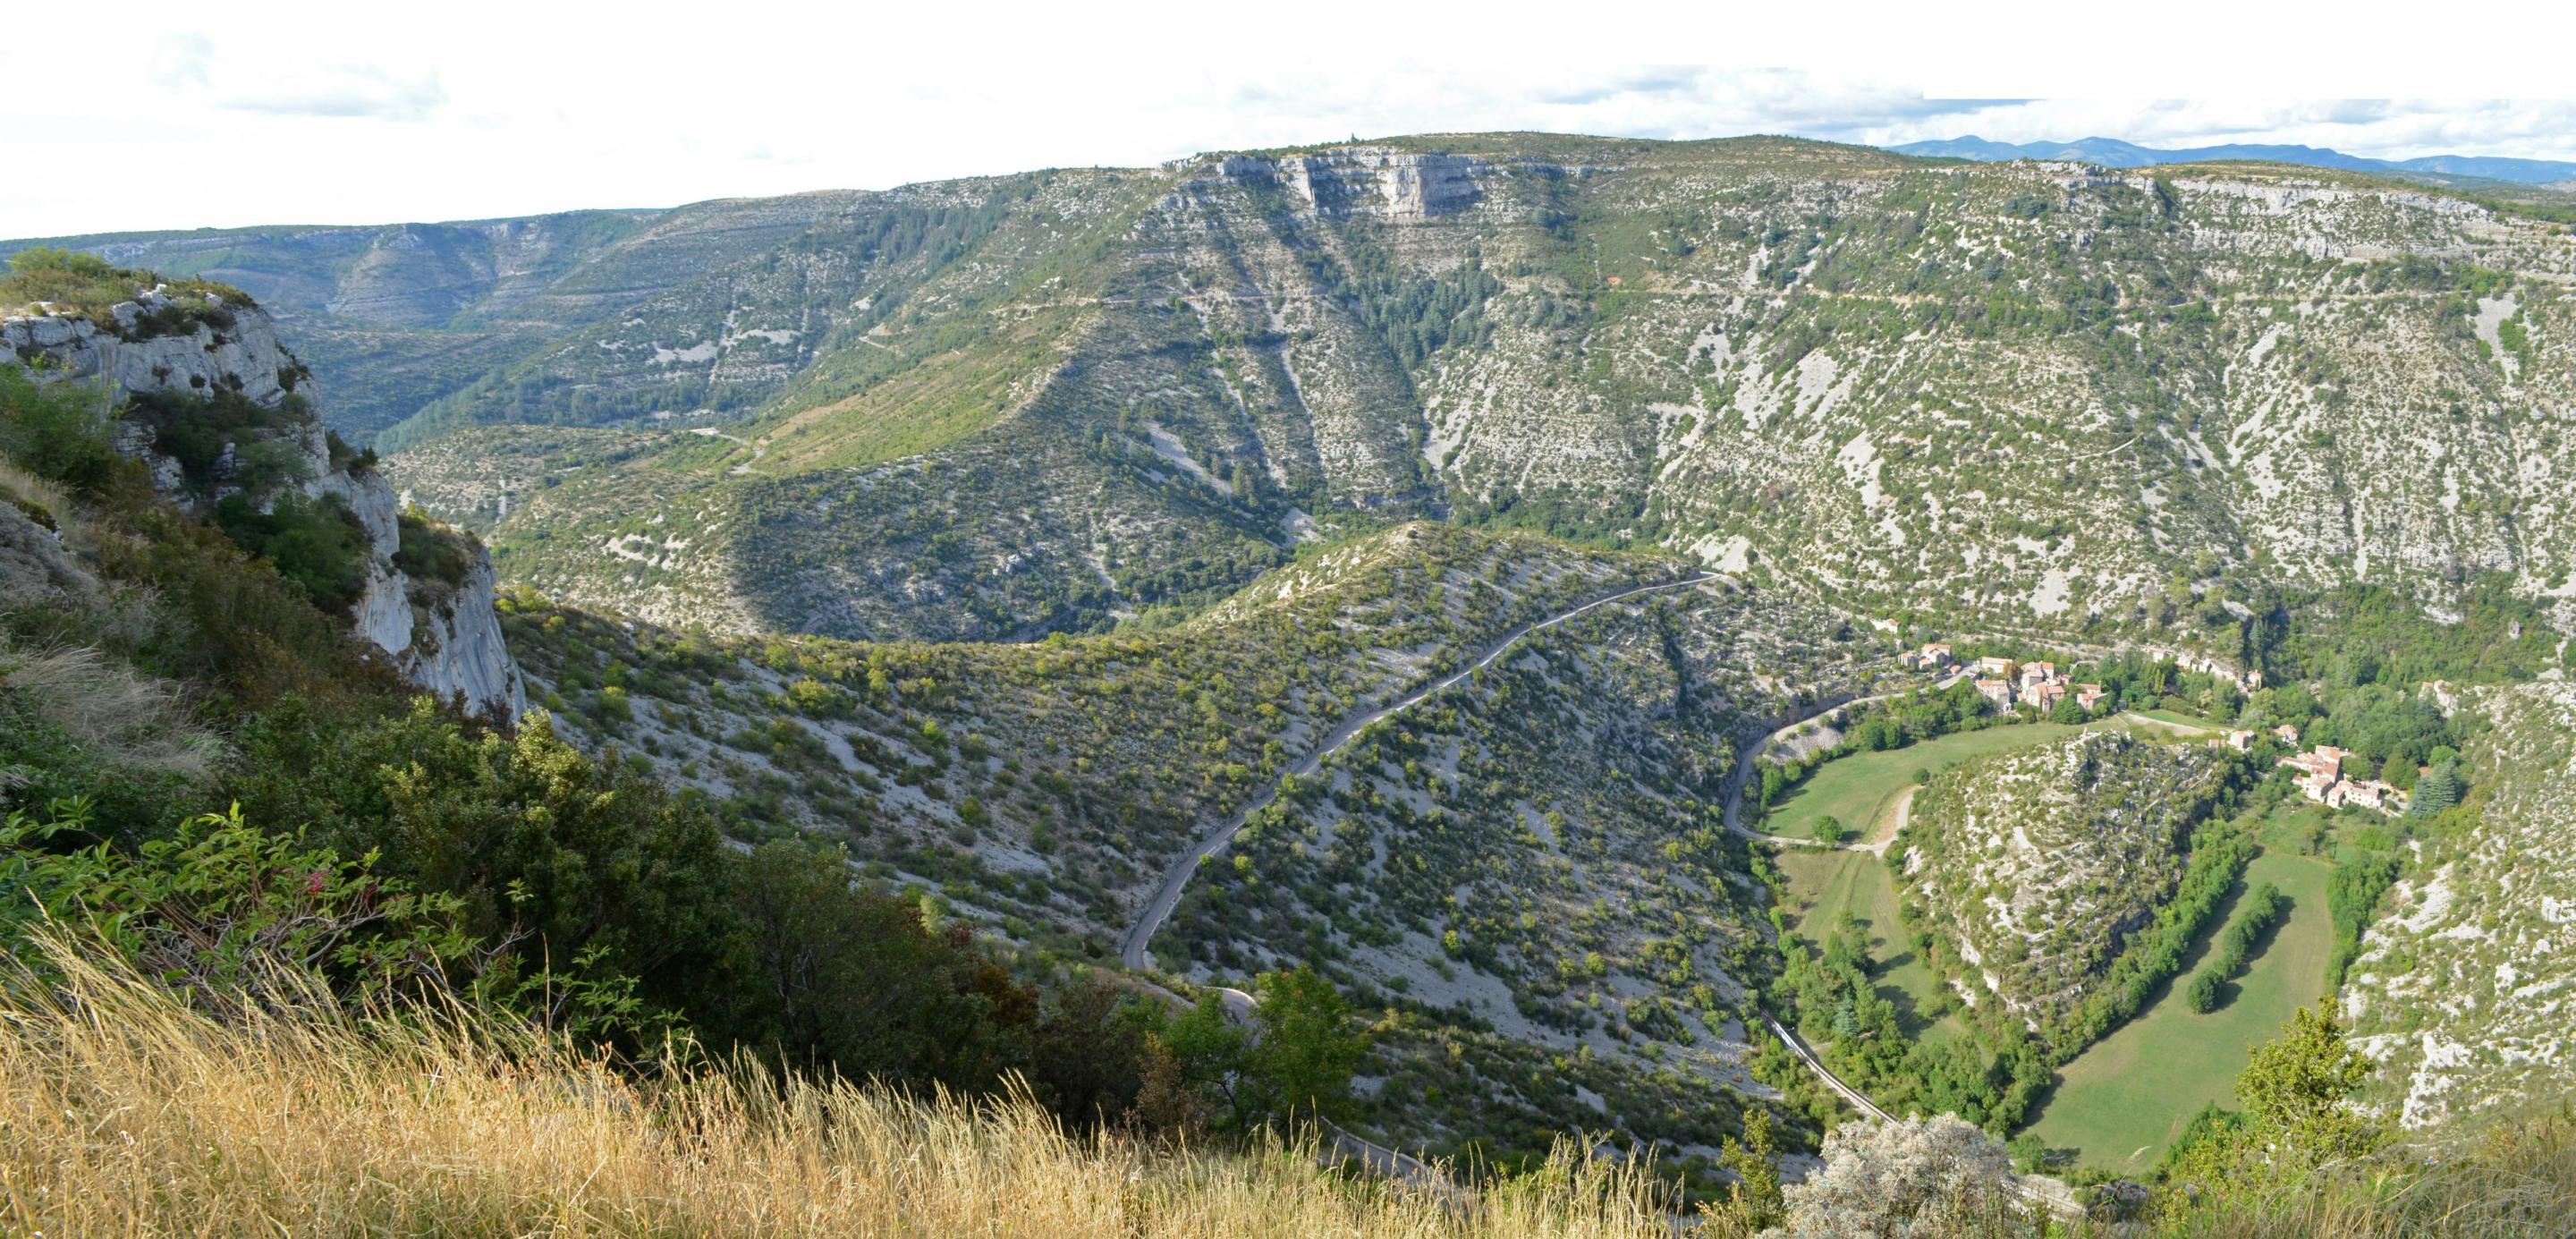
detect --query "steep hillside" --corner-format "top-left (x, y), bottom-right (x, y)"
top-left (494, 522), bottom-right (1898, 1155)
top-left (496, 524), bottom-right (1719, 948)
top-left (2344, 679), bottom-right (2576, 1130)
top-left (1163, 575), bottom-right (1883, 1157)
top-left (1894, 730), bottom-right (2237, 1042)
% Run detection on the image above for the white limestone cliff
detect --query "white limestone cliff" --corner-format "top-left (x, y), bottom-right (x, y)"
top-left (3, 293), bottom-right (526, 719)
top-left (1205, 147), bottom-right (1487, 217)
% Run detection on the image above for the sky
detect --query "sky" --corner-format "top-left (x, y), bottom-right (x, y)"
top-left (5, 0), bottom-right (2574, 238)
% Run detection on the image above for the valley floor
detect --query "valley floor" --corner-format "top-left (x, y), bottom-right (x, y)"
top-left (1760, 715), bottom-right (2373, 1177)
top-left (1775, 846), bottom-right (1963, 1043)
top-left (1758, 717), bottom-right (2133, 842)
top-left (2024, 845), bottom-right (2335, 1170)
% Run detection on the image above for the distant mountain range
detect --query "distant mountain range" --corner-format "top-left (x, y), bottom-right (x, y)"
top-left (1887, 135), bottom-right (2576, 186)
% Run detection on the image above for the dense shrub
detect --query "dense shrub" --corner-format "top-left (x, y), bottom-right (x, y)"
top-left (0, 364), bottom-right (122, 491)
top-left (124, 386), bottom-right (313, 499)
top-left (394, 507), bottom-right (473, 587)
top-left (216, 490), bottom-right (373, 613)
top-left (2326, 851), bottom-right (2401, 987)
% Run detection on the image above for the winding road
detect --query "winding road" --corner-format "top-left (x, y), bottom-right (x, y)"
top-left (1110, 584), bottom-right (2101, 1209)
top-left (1119, 571), bottom-right (1718, 972)
top-left (1728, 687), bottom-right (2085, 1219)
top-left (1716, 671), bottom-right (1968, 842)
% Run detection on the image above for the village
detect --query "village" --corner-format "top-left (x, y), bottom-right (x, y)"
top-left (2264, 731), bottom-right (2410, 814)
top-left (1896, 642), bottom-right (2112, 714)
top-left (1894, 642), bottom-right (2408, 816)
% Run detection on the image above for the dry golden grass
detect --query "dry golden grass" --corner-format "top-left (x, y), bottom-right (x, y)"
top-left (0, 641), bottom-right (217, 781)
top-left (0, 454), bottom-right (78, 526)
top-left (0, 935), bottom-right (1677, 1238)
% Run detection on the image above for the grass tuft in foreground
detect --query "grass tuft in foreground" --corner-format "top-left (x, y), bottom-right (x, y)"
top-left (0, 929), bottom-right (1675, 1238)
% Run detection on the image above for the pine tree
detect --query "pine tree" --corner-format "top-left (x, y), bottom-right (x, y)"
top-left (2409, 761), bottom-right (2461, 817)
top-left (1707, 1107), bottom-right (1785, 1235)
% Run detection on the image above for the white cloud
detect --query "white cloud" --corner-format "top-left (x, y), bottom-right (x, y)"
top-left (223, 66), bottom-right (448, 123)
top-left (149, 33), bottom-right (214, 89)
top-left (4, 0), bottom-right (2572, 238)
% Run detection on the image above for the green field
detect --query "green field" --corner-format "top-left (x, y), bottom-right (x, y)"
top-left (2136, 708), bottom-right (2227, 734)
top-left (1761, 722), bottom-right (2091, 842)
top-left (2021, 847), bottom-right (2335, 1172)
top-left (1774, 847), bottom-right (1963, 1042)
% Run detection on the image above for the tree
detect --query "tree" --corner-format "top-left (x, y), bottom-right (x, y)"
top-left (1702, 1107), bottom-right (1784, 1235)
top-left (1142, 993), bottom-right (1250, 1127)
top-left (2409, 761), bottom-right (2461, 817)
top-left (1814, 815), bottom-right (1848, 845)
top-left (1125, 1034), bottom-right (1208, 1140)
top-left (2186, 970), bottom-right (2223, 1013)
top-left (727, 838), bottom-right (1038, 1092)
top-left (2168, 999), bottom-right (2385, 1196)
top-left (1027, 973), bottom-right (1147, 1133)
top-left (2237, 999), bottom-right (2382, 1167)
top-left (1244, 965), bottom-right (1369, 1124)
top-left (2008, 1131), bottom-right (2050, 1175)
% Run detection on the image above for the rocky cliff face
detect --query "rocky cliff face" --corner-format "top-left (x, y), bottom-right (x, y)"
top-left (2, 292), bottom-right (526, 719)
top-left (1208, 147), bottom-right (1489, 216)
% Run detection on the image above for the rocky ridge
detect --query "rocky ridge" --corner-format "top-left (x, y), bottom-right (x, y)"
top-left (3, 292), bottom-right (525, 717)
top-left (388, 141), bottom-right (2576, 651)
top-left (1896, 730), bottom-right (2234, 1030)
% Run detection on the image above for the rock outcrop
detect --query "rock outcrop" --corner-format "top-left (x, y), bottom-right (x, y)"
top-left (1207, 147), bottom-right (1488, 216)
top-left (3, 292), bottom-right (526, 719)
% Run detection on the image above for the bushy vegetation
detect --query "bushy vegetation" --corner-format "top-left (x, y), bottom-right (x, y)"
top-left (2324, 851), bottom-right (2400, 988)
top-left (215, 490), bottom-right (373, 611)
top-left (0, 364), bottom-right (121, 490)
top-left (394, 505), bottom-right (476, 600)
top-left (2185, 880), bottom-right (2284, 1014)
top-left (124, 385), bottom-right (318, 500)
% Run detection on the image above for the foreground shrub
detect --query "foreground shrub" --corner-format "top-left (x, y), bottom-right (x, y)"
top-left (1769, 1113), bottom-right (2029, 1237)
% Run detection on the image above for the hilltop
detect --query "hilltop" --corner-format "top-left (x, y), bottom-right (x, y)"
top-left (1887, 136), bottom-right (2576, 189)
